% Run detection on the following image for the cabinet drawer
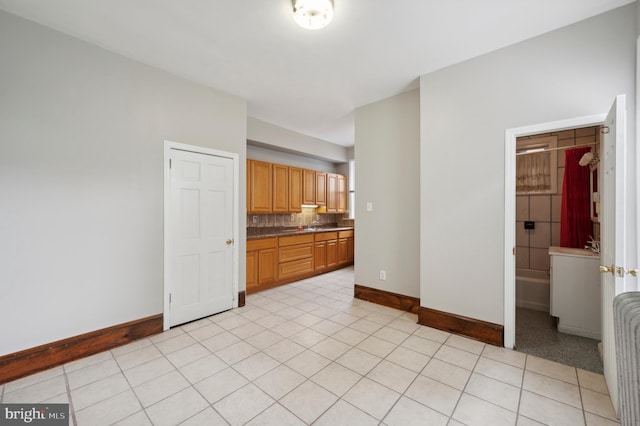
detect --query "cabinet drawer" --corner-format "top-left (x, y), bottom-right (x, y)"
top-left (279, 234), bottom-right (314, 247)
top-left (279, 258), bottom-right (314, 279)
top-left (247, 237), bottom-right (277, 251)
top-left (338, 230), bottom-right (354, 239)
top-left (279, 243), bottom-right (313, 263)
top-left (315, 232), bottom-right (337, 242)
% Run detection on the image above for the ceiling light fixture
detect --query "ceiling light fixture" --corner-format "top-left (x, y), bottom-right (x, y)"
top-left (293, 0), bottom-right (334, 30)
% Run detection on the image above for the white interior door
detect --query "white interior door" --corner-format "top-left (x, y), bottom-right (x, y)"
top-left (600, 94), bottom-right (627, 415)
top-left (167, 148), bottom-right (235, 327)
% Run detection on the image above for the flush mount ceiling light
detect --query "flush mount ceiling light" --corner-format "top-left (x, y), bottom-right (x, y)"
top-left (293, 0), bottom-right (334, 30)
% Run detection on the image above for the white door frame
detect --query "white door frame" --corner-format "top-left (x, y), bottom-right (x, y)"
top-left (503, 114), bottom-right (606, 349)
top-left (163, 140), bottom-right (239, 331)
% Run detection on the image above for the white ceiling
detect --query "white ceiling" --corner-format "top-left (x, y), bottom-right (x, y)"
top-left (0, 0), bottom-right (634, 147)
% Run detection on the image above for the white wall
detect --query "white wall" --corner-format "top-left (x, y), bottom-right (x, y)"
top-left (420, 5), bottom-right (636, 325)
top-left (247, 144), bottom-right (339, 173)
top-left (248, 117), bottom-right (349, 163)
top-left (0, 11), bottom-right (248, 355)
top-left (355, 89), bottom-right (421, 298)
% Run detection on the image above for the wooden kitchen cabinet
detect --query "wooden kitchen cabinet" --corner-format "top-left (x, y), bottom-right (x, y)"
top-left (338, 230), bottom-right (354, 265)
top-left (272, 164), bottom-right (289, 213)
top-left (316, 172), bottom-right (327, 206)
top-left (314, 232), bottom-right (338, 271)
top-left (247, 159), bottom-right (345, 214)
top-left (289, 167), bottom-right (303, 212)
top-left (248, 160), bottom-right (272, 213)
top-left (303, 169), bottom-right (316, 205)
top-left (325, 173), bottom-right (347, 213)
top-left (247, 230), bottom-right (353, 294)
top-left (327, 173), bottom-right (338, 212)
top-left (337, 174), bottom-right (347, 213)
top-left (246, 238), bottom-right (277, 292)
top-left (278, 234), bottom-right (314, 280)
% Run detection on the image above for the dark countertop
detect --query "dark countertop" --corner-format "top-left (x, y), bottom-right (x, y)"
top-left (247, 226), bottom-right (354, 240)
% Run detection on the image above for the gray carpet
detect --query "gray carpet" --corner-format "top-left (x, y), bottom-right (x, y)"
top-left (515, 307), bottom-right (603, 374)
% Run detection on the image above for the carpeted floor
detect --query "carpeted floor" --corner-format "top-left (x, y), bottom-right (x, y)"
top-left (515, 307), bottom-right (603, 374)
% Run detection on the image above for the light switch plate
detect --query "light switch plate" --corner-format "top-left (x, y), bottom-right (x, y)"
top-left (366, 202), bottom-right (373, 212)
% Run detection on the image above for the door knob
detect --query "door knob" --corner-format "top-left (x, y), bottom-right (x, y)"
top-left (226, 239), bottom-right (234, 245)
top-left (599, 265), bottom-right (614, 274)
top-left (627, 268), bottom-right (638, 277)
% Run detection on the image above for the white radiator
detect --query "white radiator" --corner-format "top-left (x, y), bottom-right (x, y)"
top-left (613, 292), bottom-right (640, 426)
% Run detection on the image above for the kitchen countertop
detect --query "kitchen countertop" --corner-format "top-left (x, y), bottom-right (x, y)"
top-left (247, 226), bottom-right (354, 240)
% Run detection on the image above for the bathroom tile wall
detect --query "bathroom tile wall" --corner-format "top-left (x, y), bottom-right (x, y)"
top-left (516, 126), bottom-right (600, 274)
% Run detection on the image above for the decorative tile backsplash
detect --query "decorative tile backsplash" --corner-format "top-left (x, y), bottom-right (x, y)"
top-left (247, 207), bottom-right (348, 229)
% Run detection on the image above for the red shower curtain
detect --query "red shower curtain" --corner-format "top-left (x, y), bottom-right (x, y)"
top-left (560, 147), bottom-right (592, 248)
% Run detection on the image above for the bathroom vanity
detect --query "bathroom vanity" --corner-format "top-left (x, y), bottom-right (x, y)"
top-left (549, 246), bottom-right (601, 339)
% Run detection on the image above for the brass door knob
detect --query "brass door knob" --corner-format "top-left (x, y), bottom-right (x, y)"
top-left (226, 239), bottom-right (234, 245)
top-left (599, 265), bottom-right (614, 274)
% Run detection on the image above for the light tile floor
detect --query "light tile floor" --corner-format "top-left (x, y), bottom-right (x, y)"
top-left (0, 266), bottom-right (620, 425)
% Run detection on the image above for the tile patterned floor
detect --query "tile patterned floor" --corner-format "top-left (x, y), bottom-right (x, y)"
top-left (0, 266), bottom-right (620, 425)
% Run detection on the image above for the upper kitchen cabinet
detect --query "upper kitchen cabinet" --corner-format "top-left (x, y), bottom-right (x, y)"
top-left (272, 163), bottom-right (289, 213)
top-left (248, 160), bottom-right (272, 213)
top-left (316, 172), bottom-right (327, 206)
top-left (337, 174), bottom-right (347, 212)
top-left (326, 173), bottom-right (347, 213)
top-left (303, 169), bottom-right (316, 205)
top-left (247, 159), bottom-right (346, 213)
top-left (289, 167), bottom-right (303, 212)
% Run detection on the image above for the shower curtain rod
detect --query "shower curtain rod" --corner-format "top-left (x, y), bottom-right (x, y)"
top-left (516, 142), bottom-right (597, 156)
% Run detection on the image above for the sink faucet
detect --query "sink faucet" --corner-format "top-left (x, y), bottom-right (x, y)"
top-left (307, 220), bottom-right (321, 231)
top-left (585, 236), bottom-right (600, 254)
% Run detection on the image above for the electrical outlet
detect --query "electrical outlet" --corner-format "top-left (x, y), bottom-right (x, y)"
top-left (379, 270), bottom-right (386, 280)
top-left (290, 214), bottom-right (295, 222)
top-left (252, 216), bottom-right (258, 224)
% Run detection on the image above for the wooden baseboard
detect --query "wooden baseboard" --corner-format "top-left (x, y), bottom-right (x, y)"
top-left (354, 284), bottom-right (420, 314)
top-left (418, 307), bottom-right (504, 346)
top-left (238, 291), bottom-right (246, 307)
top-left (0, 314), bottom-right (163, 384)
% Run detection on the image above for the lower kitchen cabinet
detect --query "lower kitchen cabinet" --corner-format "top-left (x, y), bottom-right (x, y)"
top-left (278, 234), bottom-right (314, 280)
top-left (246, 238), bottom-right (277, 293)
top-left (247, 230), bottom-right (354, 294)
top-left (314, 232), bottom-right (338, 271)
top-left (338, 230), bottom-right (354, 265)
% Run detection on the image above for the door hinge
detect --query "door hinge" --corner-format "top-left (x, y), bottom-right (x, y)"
top-left (169, 158), bottom-right (172, 169)
top-left (169, 293), bottom-right (172, 304)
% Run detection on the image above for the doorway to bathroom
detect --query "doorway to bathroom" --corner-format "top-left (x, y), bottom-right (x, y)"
top-left (514, 125), bottom-right (603, 373)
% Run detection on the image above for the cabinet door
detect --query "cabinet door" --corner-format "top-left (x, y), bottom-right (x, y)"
top-left (337, 238), bottom-right (348, 264)
top-left (326, 240), bottom-right (338, 268)
top-left (347, 237), bottom-right (354, 262)
top-left (272, 164), bottom-right (289, 213)
top-left (327, 173), bottom-right (338, 213)
top-left (289, 167), bottom-right (303, 212)
top-left (316, 172), bottom-right (327, 206)
top-left (249, 160), bottom-right (272, 213)
top-left (337, 174), bottom-right (347, 213)
top-left (258, 248), bottom-right (277, 285)
top-left (303, 169), bottom-right (316, 205)
top-left (246, 250), bottom-right (258, 291)
top-left (314, 241), bottom-right (327, 271)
